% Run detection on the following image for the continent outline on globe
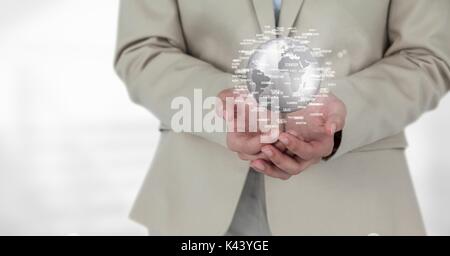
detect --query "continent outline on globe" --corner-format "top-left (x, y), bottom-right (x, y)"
top-left (246, 37), bottom-right (322, 113)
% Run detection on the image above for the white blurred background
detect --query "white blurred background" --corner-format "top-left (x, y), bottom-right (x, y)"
top-left (0, 0), bottom-right (449, 235)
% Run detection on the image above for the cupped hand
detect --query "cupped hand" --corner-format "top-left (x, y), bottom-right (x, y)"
top-left (217, 88), bottom-right (275, 158)
top-left (250, 93), bottom-right (347, 180)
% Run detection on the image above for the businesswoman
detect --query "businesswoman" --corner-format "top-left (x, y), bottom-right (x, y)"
top-left (115, 0), bottom-right (450, 235)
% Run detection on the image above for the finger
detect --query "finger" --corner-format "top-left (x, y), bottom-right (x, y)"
top-left (281, 132), bottom-right (334, 159)
top-left (273, 140), bottom-right (287, 152)
top-left (278, 132), bottom-right (320, 160)
top-left (310, 138), bottom-right (335, 157)
top-left (285, 127), bottom-right (334, 157)
top-left (324, 97), bottom-right (346, 135)
top-left (325, 113), bottom-right (345, 136)
top-left (227, 132), bottom-right (262, 155)
top-left (238, 152), bottom-right (270, 161)
top-left (260, 127), bottom-right (280, 144)
top-left (251, 160), bottom-right (292, 180)
top-left (261, 145), bottom-right (304, 175)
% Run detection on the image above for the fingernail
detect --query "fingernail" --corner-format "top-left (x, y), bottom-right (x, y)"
top-left (261, 147), bottom-right (273, 157)
top-left (279, 135), bottom-right (289, 145)
top-left (252, 161), bottom-right (265, 171)
top-left (330, 123), bottom-right (337, 135)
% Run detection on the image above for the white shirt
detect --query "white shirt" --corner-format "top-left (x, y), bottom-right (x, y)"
top-left (274, 0), bottom-right (282, 25)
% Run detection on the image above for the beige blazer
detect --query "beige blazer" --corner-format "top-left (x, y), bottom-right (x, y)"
top-left (115, 0), bottom-right (450, 235)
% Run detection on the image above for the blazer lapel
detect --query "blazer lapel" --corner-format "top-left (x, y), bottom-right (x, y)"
top-left (251, 0), bottom-right (276, 33)
top-left (278, 0), bottom-right (305, 36)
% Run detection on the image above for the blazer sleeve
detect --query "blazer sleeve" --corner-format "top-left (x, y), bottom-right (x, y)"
top-left (114, 0), bottom-right (231, 147)
top-left (330, 0), bottom-right (450, 159)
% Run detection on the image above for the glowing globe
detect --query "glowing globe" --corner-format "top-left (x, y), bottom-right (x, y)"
top-left (247, 38), bottom-right (322, 113)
